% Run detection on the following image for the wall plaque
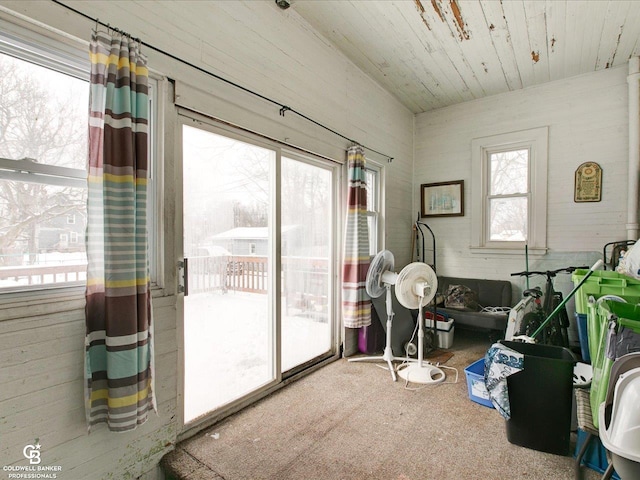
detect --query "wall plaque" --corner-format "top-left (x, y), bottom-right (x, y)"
top-left (574, 162), bottom-right (602, 202)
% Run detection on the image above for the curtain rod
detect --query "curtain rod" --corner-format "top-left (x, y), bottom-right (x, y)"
top-left (50, 0), bottom-right (394, 163)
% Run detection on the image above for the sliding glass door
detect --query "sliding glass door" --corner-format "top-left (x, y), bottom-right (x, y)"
top-left (281, 156), bottom-right (333, 371)
top-left (180, 117), bottom-right (337, 425)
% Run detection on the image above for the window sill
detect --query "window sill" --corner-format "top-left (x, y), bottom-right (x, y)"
top-left (470, 246), bottom-right (548, 256)
top-left (0, 283), bottom-right (168, 320)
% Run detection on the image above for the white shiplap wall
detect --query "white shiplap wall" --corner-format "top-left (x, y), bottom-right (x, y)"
top-left (0, 293), bottom-right (177, 479)
top-left (414, 65), bottom-right (629, 300)
top-left (0, 1), bottom-right (414, 478)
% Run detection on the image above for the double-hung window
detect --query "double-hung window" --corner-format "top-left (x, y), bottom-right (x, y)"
top-left (0, 21), bottom-right (158, 293)
top-left (471, 127), bottom-right (548, 254)
top-left (0, 25), bottom-right (90, 291)
top-left (365, 165), bottom-right (382, 256)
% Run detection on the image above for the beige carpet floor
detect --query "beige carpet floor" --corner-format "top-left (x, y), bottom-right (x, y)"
top-left (163, 329), bottom-right (606, 480)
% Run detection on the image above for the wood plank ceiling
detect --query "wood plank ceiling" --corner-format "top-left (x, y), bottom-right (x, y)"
top-left (290, 0), bottom-right (640, 114)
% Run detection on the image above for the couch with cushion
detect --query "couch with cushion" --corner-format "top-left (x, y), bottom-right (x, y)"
top-left (434, 276), bottom-right (513, 334)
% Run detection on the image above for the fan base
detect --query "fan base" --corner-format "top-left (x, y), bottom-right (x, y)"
top-left (397, 362), bottom-right (446, 385)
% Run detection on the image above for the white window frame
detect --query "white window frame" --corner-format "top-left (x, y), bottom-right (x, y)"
top-left (365, 163), bottom-right (383, 256)
top-left (471, 127), bottom-right (548, 255)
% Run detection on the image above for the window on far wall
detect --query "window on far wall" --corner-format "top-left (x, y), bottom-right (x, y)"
top-left (471, 127), bottom-right (548, 254)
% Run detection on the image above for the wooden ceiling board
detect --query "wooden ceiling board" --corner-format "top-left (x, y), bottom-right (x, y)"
top-left (422, 0), bottom-right (491, 100)
top-left (594, 1), bottom-right (630, 70)
top-left (453, 1), bottom-right (510, 98)
top-left (500, 0), bottom-right (538, 88)
top-left (408, 1), bottom-right (481, 101)
top-left (578, 2), bottom-right (608, 74)
top-left (480, 0), bottom-right (523, 91)
top-left (523, 0), bottom-right (551, 86)
top-left (393, 2), bottom-right (475, 108)
top-left (544, 0), bottom-right (567, 82)
top-left (369, 2), bottom-right (462, 109)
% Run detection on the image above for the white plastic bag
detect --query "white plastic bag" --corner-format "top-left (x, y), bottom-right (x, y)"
top-left (616, 241), bottom-right (640, 279)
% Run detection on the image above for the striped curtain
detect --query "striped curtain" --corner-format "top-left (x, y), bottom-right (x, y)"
top-left (85, 30), bottom-right (155, 432)
top-left (342, 145), bottom-right (371, 328)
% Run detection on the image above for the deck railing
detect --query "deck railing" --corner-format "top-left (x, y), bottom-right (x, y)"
top-left (0, 255), bottom-right (329, 301)
top-left (0, 263), bottom-right (87, 287)
top-left (186, 255), bottom-right (329, 298)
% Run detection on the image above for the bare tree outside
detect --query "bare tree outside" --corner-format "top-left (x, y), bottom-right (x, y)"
top-left (182, 125), bottom-right (332, 258)
top-left (489, 149), bottom-right (528, 241)
top-left (182, 126), bottom-right (272, 256)
top-left (0, 52), bottom-right (88, 273)
top-left (281, 157), bottom-right (330, 256)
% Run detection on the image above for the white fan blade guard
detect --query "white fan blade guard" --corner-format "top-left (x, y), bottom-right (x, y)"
top-left (365, 250), bottom-right (395, 298)
top-left (395, 262), bottom-right (438, 309)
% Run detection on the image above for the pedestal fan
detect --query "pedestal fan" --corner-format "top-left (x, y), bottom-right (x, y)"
top-left (395, 262), bottom-right (446, 385)
top-left (348, 250), bottom-right (408, 381)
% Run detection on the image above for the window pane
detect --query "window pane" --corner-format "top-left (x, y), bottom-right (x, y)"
top-left (489, 197), bottom-right (527, 241)
top-left (0, 180), bottom-right (87, 287)
top-left (182, 125), bottom-right (275, 421)
top-left (365, 169), bottom-right (377, 213)
top-left (490, 149), bottom-right (528, 195)
top-left (281, 157), bottom-right (332, 371)
top-left (0, 51), bottom-right (88, 290)
top-left (365, 168), bottom-right (378, 255)
top-left (0, 52), bottom-right (88, 170)
top-left (367, 215), bottom-right (377, 256)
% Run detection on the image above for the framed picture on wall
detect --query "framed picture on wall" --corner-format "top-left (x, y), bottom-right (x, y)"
top-left (420, 180), bottom-right (464, 217)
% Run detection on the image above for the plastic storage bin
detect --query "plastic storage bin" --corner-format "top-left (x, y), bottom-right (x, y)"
top-left (424, 309), bottom-right (450, 322)
top-left (572, 269), bottom-right (640, 314)
top-left (589, 300), bottom-right (640, 428)
top-left (501, 340), bottom-right (576, 455)
top-left (425, 317), bottom-right (454, 349)
top-left (464, 358), bottom-right (494, 408)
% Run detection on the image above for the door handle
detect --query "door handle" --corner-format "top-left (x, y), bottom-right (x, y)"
top-left (178, 258), bottom-right (189, 296)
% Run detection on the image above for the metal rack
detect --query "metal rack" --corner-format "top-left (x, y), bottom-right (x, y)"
top-left (414, 213), bottom-right (436, 272)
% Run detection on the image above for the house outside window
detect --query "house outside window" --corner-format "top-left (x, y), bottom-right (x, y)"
top-left (471, 127), bottom-right (548, 254)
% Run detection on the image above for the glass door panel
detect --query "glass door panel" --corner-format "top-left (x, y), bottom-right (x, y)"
top-left (281, 156), bottom-right (333, 372)
top-left (182, 124), bottom-right (275, 423)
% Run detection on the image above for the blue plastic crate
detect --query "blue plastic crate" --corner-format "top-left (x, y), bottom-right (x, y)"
top-left (575, 429), bottom-right (620, 479)
top-left (464, 358), bottom-right (494, 408)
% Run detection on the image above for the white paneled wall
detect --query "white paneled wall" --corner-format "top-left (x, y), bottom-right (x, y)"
top-left (414, 65), bottom-right (629, 298)
top-left (0, 1), bottom-right (413, 478)
top-left (0, 293), bottom-right (177, 479)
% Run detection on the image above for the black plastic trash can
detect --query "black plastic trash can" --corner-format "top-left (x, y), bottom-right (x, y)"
top-left (501, 340), bottom-right (577, 456)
